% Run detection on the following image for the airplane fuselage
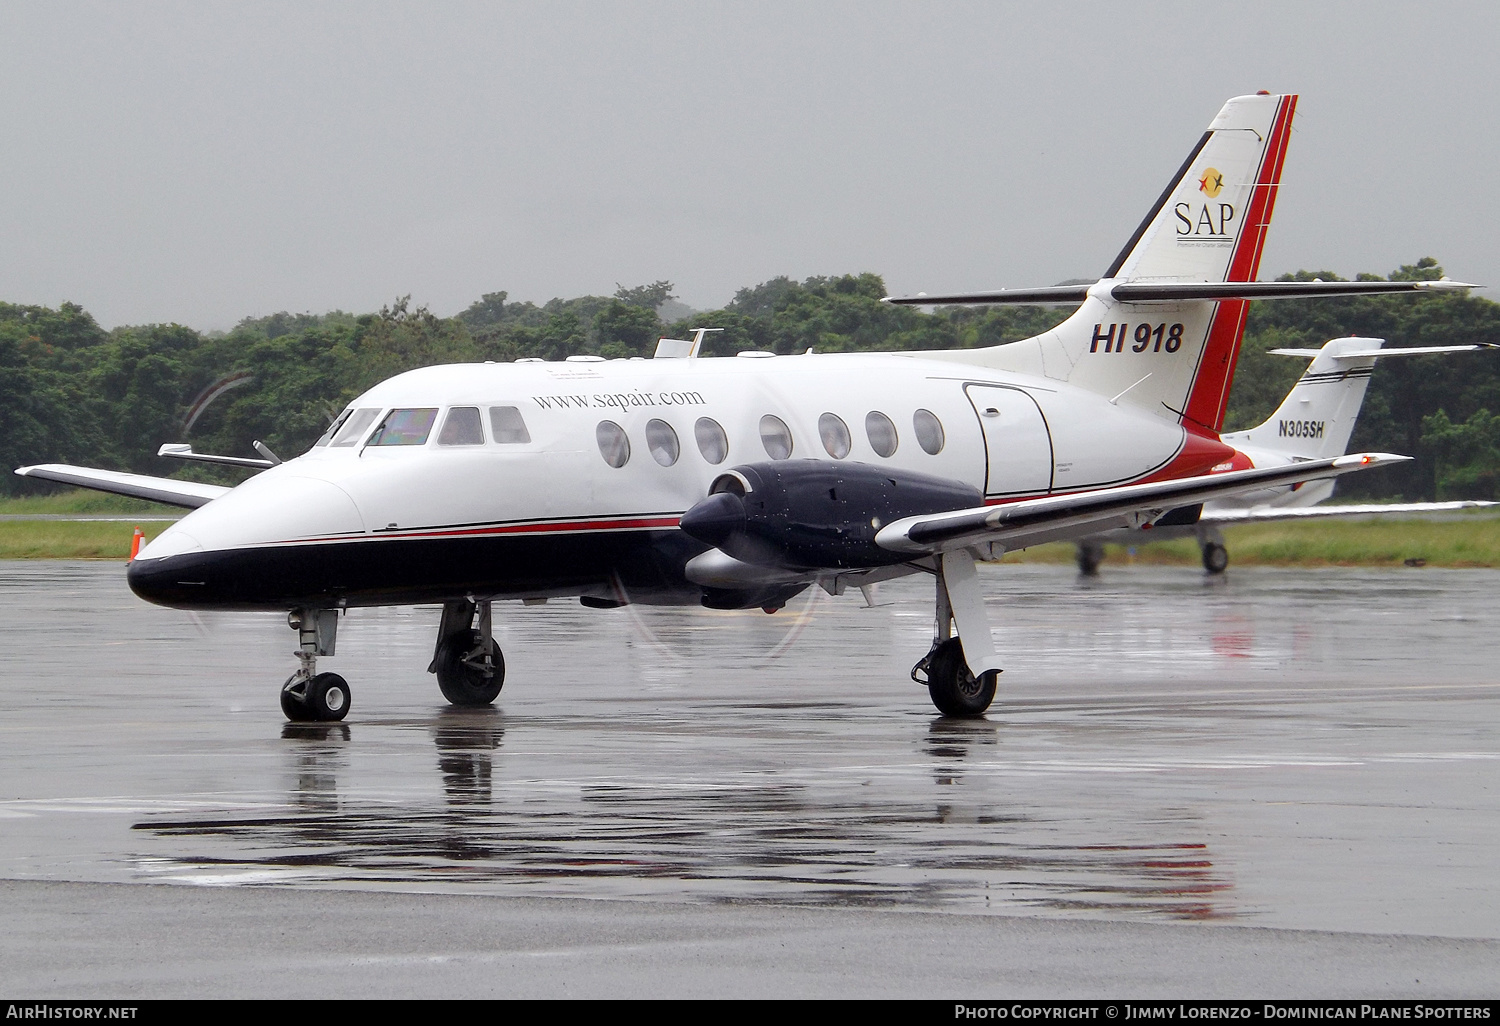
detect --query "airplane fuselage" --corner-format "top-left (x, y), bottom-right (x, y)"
top-left (127, 350), bottom-right (1239, 611)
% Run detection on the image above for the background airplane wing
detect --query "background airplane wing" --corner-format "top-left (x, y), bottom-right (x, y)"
top-left (875, 453), bottom-right (1410, 555)
top-left (14, 464), bottom-right (230, 509)
top-left (1202, 500), bottom-right (1496, 524)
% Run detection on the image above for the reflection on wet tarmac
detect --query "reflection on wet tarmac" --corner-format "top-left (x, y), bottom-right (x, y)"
top-left (432, 708), bottom-right (503, 805)
top-left (136, 702), bottom-right (1237, 919)
top-left (2, 562), bottom-right (1498, 934)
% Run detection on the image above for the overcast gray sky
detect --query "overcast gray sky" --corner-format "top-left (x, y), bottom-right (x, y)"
top-left (3, 1), bottom-right (1497, 329)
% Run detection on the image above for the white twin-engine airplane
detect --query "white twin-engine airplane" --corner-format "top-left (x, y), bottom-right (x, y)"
top-left (16, 92), bottom-right (1484, 721)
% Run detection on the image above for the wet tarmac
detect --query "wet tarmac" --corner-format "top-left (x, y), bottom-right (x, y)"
top-left (1, 560), bottom-right (1498, 995)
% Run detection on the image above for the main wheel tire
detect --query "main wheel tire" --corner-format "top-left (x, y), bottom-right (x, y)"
top-left (925, 637), bottom-right (998, 717)
top-left (1077, 541), bottom-right (1105, 576)
top-left (435, 630), bottom-right (505, 707)
top-left (280, 676), bottom-right (318, 722)
top-left (306, 672), bottom-right (351, 721)
top-left (1202, 542), bottom-right (1229, 574)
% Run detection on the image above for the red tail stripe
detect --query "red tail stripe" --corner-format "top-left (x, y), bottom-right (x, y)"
top-left (1182, 94), bottom-right (1298, 433)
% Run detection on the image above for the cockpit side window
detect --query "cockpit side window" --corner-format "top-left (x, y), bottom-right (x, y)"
top-left (315, 408), bottom-right (353, 447)
top-left (489, 406), bottom-right (532, 444)
top-left (368, 408), bottom-right (439, 446)
top-left (438, 407), bottom-right (485, 446)
top-left (329, 408), bottom-right (382, 447)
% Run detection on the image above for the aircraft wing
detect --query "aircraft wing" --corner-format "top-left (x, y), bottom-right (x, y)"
top-left (875, 453), bottom-right (1409, 555)
top-left (1202, 500), bottom-right (1497, 524)
top-left (14, 464), bottom-right (230, 509)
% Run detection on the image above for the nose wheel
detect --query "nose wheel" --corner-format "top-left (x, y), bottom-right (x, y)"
top-left (280, 608), bottom-right (349, 722)
top-left (281, 672), bottom-right (351, 722)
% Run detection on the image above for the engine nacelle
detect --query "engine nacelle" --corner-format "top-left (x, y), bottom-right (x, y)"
top-left (678, 460), bottom-right (983, 570)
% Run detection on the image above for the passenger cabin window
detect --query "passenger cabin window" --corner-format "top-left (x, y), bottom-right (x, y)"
top-left (489, 406), bottom-right (531, 444)
top-left (437, 407), bottom-right (485, 446)
top-left (596, 420), bottom-right (630, 468)
top-left (819, 413), bottom-right (851, 459)
top-left (329, 408), bottom-right (382, 447)
top-left (695, 418), bottom-right (729, 464)
top-left (760, 415), bottom-right (793, 460)
top-left (913, 409), bottom-right (945, 455)
top-left (865, 411), bottom-right (898, 457)
top-left (646, 419), bottom-right (680, 467)
top-left (369, 408), bottom-right (438, 446)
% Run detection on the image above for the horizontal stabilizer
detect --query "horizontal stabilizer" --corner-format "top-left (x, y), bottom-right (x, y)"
top-left (14, 464), bottom-right (231, 509)
top-left (883, 285), bottom-right (1093, 307)
top-left (876, 452), bottom-right (1409, 555)
top-left (884, 279), bottom-right (1477, 307)
top-left (1268, 343), bottom-right (1499, 359)
top-left (1203, 500), bottom-right (1497, 524)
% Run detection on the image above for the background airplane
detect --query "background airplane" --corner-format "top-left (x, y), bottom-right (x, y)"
top-left (14, 92), bottom-right (1477, 721)
top-left (1071, 337), bottom-right (1497, 574)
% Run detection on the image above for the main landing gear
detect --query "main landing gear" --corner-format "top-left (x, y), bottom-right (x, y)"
top-left (1197, 524), bottom-right (1229, 575)
top-left (911, 550), bottom-right (1001, 717)
top-left (429, 599), bottom-right (505, 707)
top-left (281, 608), bottom-right (350, 722)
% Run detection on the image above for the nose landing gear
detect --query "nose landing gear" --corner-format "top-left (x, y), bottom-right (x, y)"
top-left (280, 608), bottom-right (350, 722)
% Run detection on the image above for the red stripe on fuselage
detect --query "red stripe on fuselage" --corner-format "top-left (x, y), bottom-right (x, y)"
top-left (269, 515), bottom-right (684, 547)
top-left (1182, 94), bottom-right (1298, 433)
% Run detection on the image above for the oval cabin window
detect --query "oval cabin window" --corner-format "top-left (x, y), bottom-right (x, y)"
top-left (760, 415), bottom-right (793, 460)
top-left (695, 418), bottom-right (729, 464)
top-left (819, 413), bottom-right (851, 459)
top-left (913, 409), bottom-right (945, 455)
top-left (645, 419), bottom-right (680, 467)
top-left (865, 411), bottom-right (898, 457)
top-left (596, 420), bottom-right (630, 468)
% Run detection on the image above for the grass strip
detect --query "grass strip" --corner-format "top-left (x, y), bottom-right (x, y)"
top-left (0, 489), bottom-right (181, 516)
top-left (1005, 515), bottom-right (1500, 568)
top-left (0, 521), bottom-right (172, 560)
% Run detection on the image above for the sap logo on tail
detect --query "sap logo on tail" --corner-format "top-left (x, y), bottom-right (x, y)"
top-left (1175, 202), bottom-right (1236, 240)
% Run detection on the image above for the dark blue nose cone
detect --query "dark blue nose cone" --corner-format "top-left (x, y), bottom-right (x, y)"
top-left (679, 491), bottom-right (746, 547)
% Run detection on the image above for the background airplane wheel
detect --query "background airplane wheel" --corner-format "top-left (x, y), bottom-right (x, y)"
top-left (1202, 542), bottom-right (1229, 574)
top-left (926, 637), bottom-right (997, 717)
top-left (435, 630), bottom-right (505, 707)
top-left (1076, 541), bottom-right (1105, 576)
top-left (306, 672), bottom-right (351, 721)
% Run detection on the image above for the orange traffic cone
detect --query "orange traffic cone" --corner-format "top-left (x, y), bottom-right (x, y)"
top-left (130, 527), bottom-right (144, 560)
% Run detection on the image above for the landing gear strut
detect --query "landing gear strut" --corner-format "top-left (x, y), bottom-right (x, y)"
top-left (429, 599), bottom-right (505, 707)
top-left (280, 608), bottom-right (350, 722)
top-left (911, 550), bottom-right (1000, 717)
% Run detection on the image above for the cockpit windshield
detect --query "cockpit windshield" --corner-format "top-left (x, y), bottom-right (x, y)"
top-left (368, 408), bottom-right (439, 446)
top-left (328, 408), bottom-right (382, 447)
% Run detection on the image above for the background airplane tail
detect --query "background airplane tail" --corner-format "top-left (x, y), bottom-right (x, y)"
top-left (1225, 337), bottom-right (1384, 459)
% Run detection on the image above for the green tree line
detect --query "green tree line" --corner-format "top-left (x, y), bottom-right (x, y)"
top-left (4, 260), bottom-right (1498, 499)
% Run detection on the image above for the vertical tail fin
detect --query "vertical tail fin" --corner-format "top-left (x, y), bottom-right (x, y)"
top-left (954, 94), bottom-right (1298, 434)
top-left (1063, 93), bottom-right (1297, 431)
top-left (1105, 92), bottom-right (1297, 286)
top-left (1227, 338), bottom-right (1384, 459)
